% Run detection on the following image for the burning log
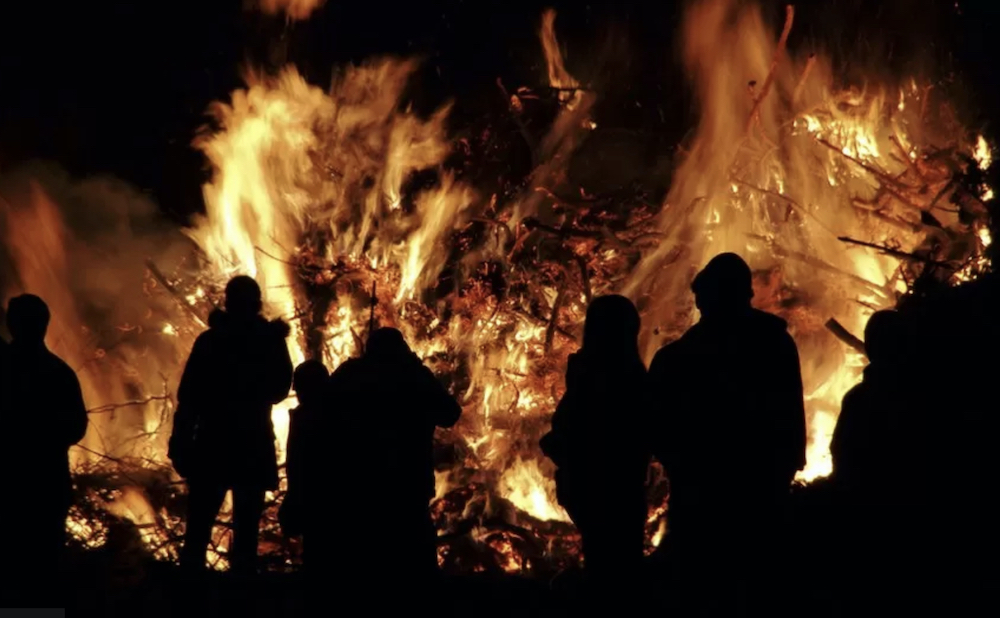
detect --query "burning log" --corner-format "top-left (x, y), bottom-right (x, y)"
top-left (824, 318), bottom-right (866, 355)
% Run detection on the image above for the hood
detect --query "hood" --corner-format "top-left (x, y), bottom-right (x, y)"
top-left (207, 308), bottom-right (291, 338)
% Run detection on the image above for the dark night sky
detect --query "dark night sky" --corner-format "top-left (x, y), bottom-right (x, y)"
top-left (1, 0), bottom-right (998, 223)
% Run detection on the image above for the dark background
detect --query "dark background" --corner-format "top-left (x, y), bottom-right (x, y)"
top-left (1, 0), bottom-right (998, 223)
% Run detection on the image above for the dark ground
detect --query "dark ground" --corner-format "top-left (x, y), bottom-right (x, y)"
top-left (44, 482), bottom-right (900, 616)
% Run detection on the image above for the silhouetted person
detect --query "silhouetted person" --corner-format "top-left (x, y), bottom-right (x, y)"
top-left (649, 253), bottom-right (806, 616)
top-left (0, 335), bottom-right (8, 413)
top-left (0, 295), bottom-right (88, 607)
top-left (829, 309), bottom-right (917, 610)
top-left (278, 359), bottom-right (330, 571)
top-left (170, 276), bottom-right (293, 575)
top-left (326, 327), bottom-right (460, 607)
top-left (540, 294), bottom-right (651, 601)
top-left (831, 310), bottom-right (911, 494)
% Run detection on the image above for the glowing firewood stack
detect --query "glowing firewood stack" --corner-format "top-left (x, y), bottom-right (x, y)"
top-left (55, 1), bottom-right (996, 576)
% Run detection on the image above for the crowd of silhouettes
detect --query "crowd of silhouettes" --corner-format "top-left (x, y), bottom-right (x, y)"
top-left (3, 249), bottom-right (1000, 613)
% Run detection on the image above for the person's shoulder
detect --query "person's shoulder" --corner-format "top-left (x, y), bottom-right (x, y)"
top-left (749, 308), bottom-right (789, 331)
top-left (749, 309), bottom-right (797, 346)
top-left (651, 334), bottom-right (689, 366)
top-left (195, 309), bottom-right (228, 344)
top-left (840, 380), bottom-right (870, 410)
top-left (265, 317), bottom-right (291, 339)
top-left (249, 313), bottom-right (291, 340)
top-left (334, 357), bottom-right (363, 372)
top-left (45, 350), bottom-right (80, 382)
top-left (566, 351), bottom-right (584, 371)
top-left (330, 357), bottom-right (365, 383)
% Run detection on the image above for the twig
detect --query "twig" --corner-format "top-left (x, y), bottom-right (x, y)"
top-left (254, 245), bottom-right (297, 267)
top-left (890, 134), bottom-right (921, 178)
top-left (733, 178), bottom-right (837, 236)
top-left (87, 395), bottom-right (172, 415)
top-left (575, 256), bottom-right (592, 304)
top-left (746, 4), bottom-right (794, 135)
top-left (497, 78), bottom-right (539, 166)
top-left (545, 276), bottom-right (568, 352)
top-left (792, 53), bottom-right (816, 105)
top-left (837, 236), bottom-right (951, 267)
top-left (815, 138), bottom-right (917, 197)
top-left (145, 260), bottom-right (208, 328)
top-left (746, 234), bottom-right (889, 296)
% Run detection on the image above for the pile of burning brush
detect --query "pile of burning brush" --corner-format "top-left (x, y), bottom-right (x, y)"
top-left (17, 0), bottom-right (992, 577)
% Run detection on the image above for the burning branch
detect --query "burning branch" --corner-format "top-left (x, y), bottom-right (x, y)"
top-left (746, 4), bottom-right (794, 134)
top-left (747, 234), bottom-right (890, 296)
top-left (815, 137), bottom-right (917, 195)
top-left (825, 318), bottom-right (866, 355)
top-left (87, 395), bottom-right (172, 415)
top-left (497, 78), bottom-right (539, 165)
top-left (792, 53), bottom-right (817, 105)
top-left (145, 259), bottom-right (208, 328)
top-left (545, 276), bottom-right (568, 352)
top-left (837, 236), bottom-right (951, 268)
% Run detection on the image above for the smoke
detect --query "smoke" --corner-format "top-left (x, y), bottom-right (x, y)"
top-left (0, 161), bottom-right (195, 467)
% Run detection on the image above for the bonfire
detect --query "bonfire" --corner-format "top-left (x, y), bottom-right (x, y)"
top-left (0, 0), bottom-right (993, 575)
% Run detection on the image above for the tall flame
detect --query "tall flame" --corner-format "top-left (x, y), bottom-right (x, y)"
top-left (624, 0), bottom-right (987, 480)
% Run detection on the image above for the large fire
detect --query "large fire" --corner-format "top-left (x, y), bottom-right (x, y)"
top-left (0, 0), bottom-right (993, 574)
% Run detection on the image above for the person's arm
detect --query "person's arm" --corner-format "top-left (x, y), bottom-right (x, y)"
top-left (776, 332), bottom-right (808, 475)
top-left (177, 335), bottom-right (209, 410)
top-left (264, 327), bottom-right (294, 405)
top-left (285, 409), bottom-right (302, 493)
top-left (540, 354), bottom-right (583, 467)
top-left (279, 409), bottom-right (305, 536)
top-left (646, 345), bottom-right (676, 473)
top-left (540, 392), bottom-right (571, 467)
top-left (61, 363), bottom-right (89, 447)
top-left (170, 335), bottom-right (210, 475)
top-left (419, 364), bottom-right (461, 428)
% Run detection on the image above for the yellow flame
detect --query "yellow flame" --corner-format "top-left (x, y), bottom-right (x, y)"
top-left (974, 134), bottom-right (992, 171)
top-left (499, 457), bottom-right (568, 522)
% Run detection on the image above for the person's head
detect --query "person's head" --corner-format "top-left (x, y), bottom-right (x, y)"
top-left (6, 294), bottom-right (50, 345)
top-left (293, 359), bottom-right (329, 406)
top-left (864, 310), bottom-right (907, 365)
top-left (691, 252), bottom-right (754, 319)
top-left (582, 294), bottom-right (641, 356)
top-left (224, 275), bottom-right (263, 318)
top-left (366, 327), bottom-right (411, 360)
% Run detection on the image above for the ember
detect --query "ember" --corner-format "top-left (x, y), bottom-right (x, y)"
top-left (0, 0), bottom-right (993, 577)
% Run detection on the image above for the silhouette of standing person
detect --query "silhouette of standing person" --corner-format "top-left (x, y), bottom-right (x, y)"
top-left (831, 310), bottom-right (911, 495)
top-left (0, 334), bottom-right (8, 413)
top-left (278, 359), bottom-right (330, 573)
top-left (540, 294), bottom-right (651, 602)
top-left (649, 253), bottom-right (806, 616)
top-left (830, 309), bottom-right (924, 610)
top-left (170, 276), bottom-right (293, 575)
top-left (326, 327), bottom-right (460, 609)
top-left (0, 294), bottom-right (88, 607)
